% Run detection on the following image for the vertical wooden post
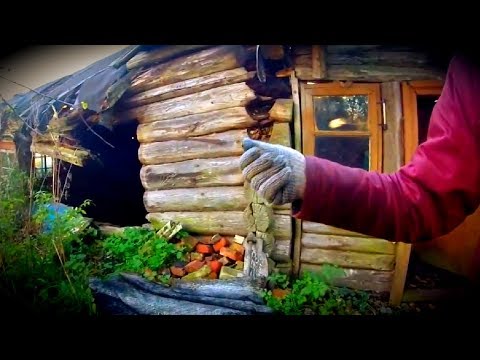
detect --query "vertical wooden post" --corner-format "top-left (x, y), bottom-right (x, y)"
top-left (311, 45), bottom-right (326, 79)
top-left (290, 72), bottom-right (303, 276)
top-left (382, 81), bottom-right (410, 306)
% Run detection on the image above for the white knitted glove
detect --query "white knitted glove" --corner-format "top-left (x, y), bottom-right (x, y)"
top-left (240, 138), bottom-right (306, 205)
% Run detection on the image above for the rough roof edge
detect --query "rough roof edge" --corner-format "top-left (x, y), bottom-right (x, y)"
top-left (0, 45), bottom-right (146, 137)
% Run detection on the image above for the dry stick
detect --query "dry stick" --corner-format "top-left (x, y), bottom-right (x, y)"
top-left (79, 113), bottom-right (114, 149)
top-left (0, 75), bottom-right (115, 148)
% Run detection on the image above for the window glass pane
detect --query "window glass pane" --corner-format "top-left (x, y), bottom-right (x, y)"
top-left (313, 95), bottom-right (368, 131)
top-left (34, 155), bottom-right (43, 169)
top-left (45, 156), bottom-right (53, 169)
top-left (314, 136), bottom-right (370, 170)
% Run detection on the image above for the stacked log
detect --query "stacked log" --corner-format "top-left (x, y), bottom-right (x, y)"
top-left (299, 221), bottom-right (395, 293)
top-left (116, 45), bottom-right (295, 274)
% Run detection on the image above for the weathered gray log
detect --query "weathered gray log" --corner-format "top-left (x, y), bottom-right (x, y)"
top-left (146, 211), bottom-right (291, 239)
top-left (302, 221), bottom-right (373, 238)
top-left (271, 239), bottom-right (291, 263)
top-left (124, 68), bottom-right (254, 108)
top-left (137, 107), bottom-right (256, 143)
top-left (128, 46), bottom-right (247, 94)
top-left (126, 45), bottom-right (212, 70)
top-left (300, 263), bottom-right (393, 293)
top-left (268, 99), bottom-right (293, 123)
top-left (138, 129), bottom-right (246, 165)
top-left (140, 156), bottom-right (243, 191)
top-left (143, 186), bottom-right (248, 212)
top-left (244, 234), bottom-right (269, 281)
top-left (301, 233), bottom-right (395, 255)
top-left (300, 248), bottom-right (395, 271)
top-left (119, 82), bottom-right (256, 124)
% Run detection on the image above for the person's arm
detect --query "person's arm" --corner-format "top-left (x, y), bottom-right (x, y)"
top-left (292, 54), bottom-right (480, 243)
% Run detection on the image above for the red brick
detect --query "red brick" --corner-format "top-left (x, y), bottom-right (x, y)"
top-left (196, 243), bottom-right (213, 254)
top-left (184, 260), bottom-right (205, 273)
top-left (213, 237), bottom-right (229, 252)
top-left (219, 247), bottom-right (243, 261)
top-left (170, 266), bottom-right (186, 278)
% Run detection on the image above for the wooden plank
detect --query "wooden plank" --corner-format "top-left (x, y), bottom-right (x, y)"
top-left (389, 243), bottom-right (412, 305)
top-left (146, 211), bottom-right (292, 239)
top-left (381, 82), bottom-right (404, 173)
top-left (143, 186), bottom-right (248, 212)
top-left (30, 142), bottom-right (89, 167)
top-left (268, 99), bottom-right (293, 123)
top-left (120, 82), bottom-right (256, 124)
top-left (138, 129), bottom-right (246, 165)
top-left (301, 233), bottom-right (395, 255)
top-left (303, 221), bottom-right (373, 238)
top-left (290, 72), bottom-right (302, 276)
top-left (140, 156), bottom-right (243, 191)
top-left (128, 45), bottom-right (246, 93)
top-left (301, 248), bottom-right (395, 271)
top-left (296, 65), bottom-right (444, 81)
top-left (124, 68), bottom-right (254, 108)
top-left (311, 45), bottom-right (326, 79)
top-left (126, 45), bottom-right (212, 70)
top-left (136, 107), bottom-right (256, 143)
top-left (300, 263), bottom-right (393, 293)
top-left (271, 239), bottom-right (291, 263)
top-left (269, 122), bottom-right (291, 148)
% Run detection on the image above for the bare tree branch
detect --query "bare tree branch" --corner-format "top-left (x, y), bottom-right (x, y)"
top-left (79, 113), bottom-right (114, 149)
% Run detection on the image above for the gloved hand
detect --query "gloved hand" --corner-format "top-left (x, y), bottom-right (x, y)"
top-left (240, 138), bottom-right (306, 205)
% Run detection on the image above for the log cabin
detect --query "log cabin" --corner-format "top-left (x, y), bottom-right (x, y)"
top-left (1, 44), bottom-right (475, 305)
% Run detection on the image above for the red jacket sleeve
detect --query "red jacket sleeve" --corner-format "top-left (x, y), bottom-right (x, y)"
top-left (292, 54), bottom-right (480, 243)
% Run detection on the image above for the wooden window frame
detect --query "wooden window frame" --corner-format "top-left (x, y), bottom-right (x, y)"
top-left (389, 80), bottom-right (444, 306)
top-left (300, 81), bottom-right (383, 171)
top-left (402, 80), bottom-right (444, 162)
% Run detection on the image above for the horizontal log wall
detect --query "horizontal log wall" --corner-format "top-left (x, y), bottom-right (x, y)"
top-left (300, 264), bottom-right (393, 293)
top-left (140, 156), bottom-right (243, 191)
top-left (147, 211), bottom-right (292, 240)
top-left (138, 129), bottom-right (246, 165)
top-left (293, 45), bottom-right (445, 81)
top-left (120, 45), bottom-right (294, 271)
top-left (300, 221), bottom-right (396, 292)
top-left (137, 107), bottom-right (256, 143)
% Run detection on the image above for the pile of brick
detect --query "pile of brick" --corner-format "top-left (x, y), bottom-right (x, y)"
top-left (169, 234), bottom-right (247, 281)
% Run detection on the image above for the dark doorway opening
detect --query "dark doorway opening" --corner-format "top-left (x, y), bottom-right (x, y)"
top-left (416, 95), bottom-right (438, 144)
top-left (63, 121), bottom-right (147, 226)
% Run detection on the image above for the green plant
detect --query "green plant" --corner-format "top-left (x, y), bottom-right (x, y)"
top-left (0, 182), bottom-right (98, 316)
top-left (100, 227), bottom-right (187, 283)
top-left (262, 265), bottom-right (373, 315)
